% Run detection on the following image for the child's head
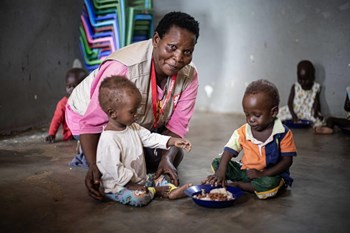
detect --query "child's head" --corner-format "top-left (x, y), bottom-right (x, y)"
top-left (242, 79), bottom-right (280, 131)
top-left (65, 68), bottom-right (88, 96)
top-left (99, 76), bottom-right (142, 126)
top-left (297, 60), bottom-right (315, 90)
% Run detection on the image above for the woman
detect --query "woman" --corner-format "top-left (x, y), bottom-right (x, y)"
top-left (66, 11), bottom-right (200, 200)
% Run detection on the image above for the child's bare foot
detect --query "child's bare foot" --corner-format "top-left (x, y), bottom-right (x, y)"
top-left (168, 183), bottom-right (192, 200)
top-left (154, 186), bottom-right (171, 198)
top-left (314, 126), bottom-right (333, 135)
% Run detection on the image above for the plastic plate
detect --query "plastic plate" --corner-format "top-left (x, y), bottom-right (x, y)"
top-left (185, 185), bottom-right (243, 208)
top-left (340, 127), bottom-right (350, 135)
top-left (282, 119), bottom-right (312, 128)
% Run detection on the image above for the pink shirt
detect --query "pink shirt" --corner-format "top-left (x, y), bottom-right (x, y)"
top-left (66, 60), bottom-right (198, 138)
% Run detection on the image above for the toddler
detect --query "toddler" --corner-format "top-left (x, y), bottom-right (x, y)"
top-left (278, 60), bottom-right (324, 127)
top-left (45, 68), bottom-right (87, 143)
top-left (96, 76), bottom-right (192, 207)
top-left (314, 86), bottom-right (350, 134)
top-left (202, 79), bottom-right (297, 199)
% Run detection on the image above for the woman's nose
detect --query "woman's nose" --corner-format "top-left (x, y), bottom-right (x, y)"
top-left (173, 50), bottom-right (183, 63)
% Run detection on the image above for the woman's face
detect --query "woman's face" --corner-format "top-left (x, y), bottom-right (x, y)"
top-left (152, 26), bottom-right (197, 78)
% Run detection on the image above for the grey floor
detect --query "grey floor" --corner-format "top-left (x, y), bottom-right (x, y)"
top-left (1, 112), bottom-right (350, 233)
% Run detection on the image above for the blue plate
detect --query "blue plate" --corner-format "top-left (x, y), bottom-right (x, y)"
top-left (185, 185), bottom-right (243, 208)
top-left (340, 127), bottom-right (350, 135)
top-left (282, 119), bottom-right (312, 129)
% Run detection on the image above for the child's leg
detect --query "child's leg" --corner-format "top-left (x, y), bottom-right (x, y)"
top-left (314, 117), bottom-right (340, 134)
top-left (105, 187), bottom-right (155, 207)
top-left (151, 174), bottom-right (192, 200)
top-left (251, 176), bottom-right (285, 199)
top-left (211, 158), bottom-right (246, 182)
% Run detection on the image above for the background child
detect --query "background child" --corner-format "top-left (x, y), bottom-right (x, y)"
top-left (202, 79), bottom-right (297, 199)
top-left (45, 68), bottom-right (88, 143)
top-left (96, 76), bottom-right (192, 207)
top-left (278, 60), bottom-right (324, 127)
top-left (314, 86), bottom-right (350, 134)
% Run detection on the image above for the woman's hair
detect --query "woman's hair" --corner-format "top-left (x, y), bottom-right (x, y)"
top-left (244, 79), bottom-right (280, 107)
top-left (155, 11), bottom-right (200, 41)
top-left (98, 76), bottom-right (141, 113)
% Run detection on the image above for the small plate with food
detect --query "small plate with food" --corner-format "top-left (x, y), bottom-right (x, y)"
top-left (185, 185), bottom-right (243, 208)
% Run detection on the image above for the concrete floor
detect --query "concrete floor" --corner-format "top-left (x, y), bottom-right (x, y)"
top-left (1, 111), bottom-right (350, 233)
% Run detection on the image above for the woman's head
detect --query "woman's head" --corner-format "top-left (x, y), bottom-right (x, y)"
top-left (242, 79), bottom-right (280, 132)
top-left (99, 76), bottom-right (142, 126)
top-left (152, 12), bottom-right (200, 78)
top-left (65, 68), bottom-right (88, 96)
top-left (297, 60), bottom-right (315, 90)
top-left (155, 12), bottom-right (200, 41)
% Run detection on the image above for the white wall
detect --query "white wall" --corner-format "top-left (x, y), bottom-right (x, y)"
top-left (154, 0), bottom-right (350, 118)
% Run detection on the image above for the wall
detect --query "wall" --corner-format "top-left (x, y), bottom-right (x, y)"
top-left (154, 0), bottom-right (350, 118)
top-left (1, 0), bottom-right (349, 134)
top-left (0, 0), bottom-right (83, 135)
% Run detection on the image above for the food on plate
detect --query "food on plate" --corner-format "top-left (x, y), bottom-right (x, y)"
top-left (193, 188), bottom-right (234, 201)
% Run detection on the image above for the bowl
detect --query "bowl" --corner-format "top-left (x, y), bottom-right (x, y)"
top-left (185, 184), bottom-right (243, 208)
top-left (340, 127), bottom-right (350, 135)
top-left (282, 119), bottom-right (312, 129)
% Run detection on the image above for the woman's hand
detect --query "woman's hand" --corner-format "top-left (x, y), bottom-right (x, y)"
top-left (155, 157), bottom-right (179, 186)
top-left (85, 164), bottom-right (104, 200)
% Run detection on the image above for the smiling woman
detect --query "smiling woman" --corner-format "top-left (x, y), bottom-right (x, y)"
top-left (65, 11), bottom-right (200, 200)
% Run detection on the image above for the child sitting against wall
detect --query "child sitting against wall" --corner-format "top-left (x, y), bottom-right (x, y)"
top-left (314, 86), bottom-right (350, 134)
top-left (45, 68), bottom-right (88, 143)
top-left (278, 60), bottom-right (325, 127)
top-left (96, 76), bottom-right (192, 207)
top-left (202, 79), bottom-right (297, 199)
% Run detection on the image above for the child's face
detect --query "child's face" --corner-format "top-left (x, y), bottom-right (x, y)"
top-left (297, 68), bottom-right (314, 90)
top-left (242, 93), bottom-right (277, 132)
top-left (66, 75), bottom-right (79, 96)
top-left (113, 92), bottom-right (141, 127)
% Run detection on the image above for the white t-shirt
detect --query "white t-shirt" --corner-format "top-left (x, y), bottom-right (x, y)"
top-left (96, 123), bottom-right (170, 194)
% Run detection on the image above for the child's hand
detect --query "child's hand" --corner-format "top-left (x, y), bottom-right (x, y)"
top-left (247, 169), bottom-right (263, 179)
top-left (169, 138), bottom-right (192, 152)
top-left (292, 116), bottom-right (300, 123)
top-left (45, 135), bottom-right (56, 143)
top-left (201, 172), bottom-right (226, 187)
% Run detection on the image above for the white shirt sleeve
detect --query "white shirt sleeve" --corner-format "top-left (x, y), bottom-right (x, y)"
top-left (132, 123), bottom-right (170, 149)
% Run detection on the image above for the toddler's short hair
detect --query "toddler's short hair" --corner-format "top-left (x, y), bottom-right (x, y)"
top-left (65, 68), bottom-right (88, 84)
top-left (297, 60), bottom-right (315, 80)
top-left (98, 76), bottom-right (142, 113)
top-left (244, 79), bottom-right (280, 108)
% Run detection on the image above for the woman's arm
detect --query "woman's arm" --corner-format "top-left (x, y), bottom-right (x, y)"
top-left (81, 133), bottom-right (103, 200)
top-left (154, 128), bottom-right (183, 186)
